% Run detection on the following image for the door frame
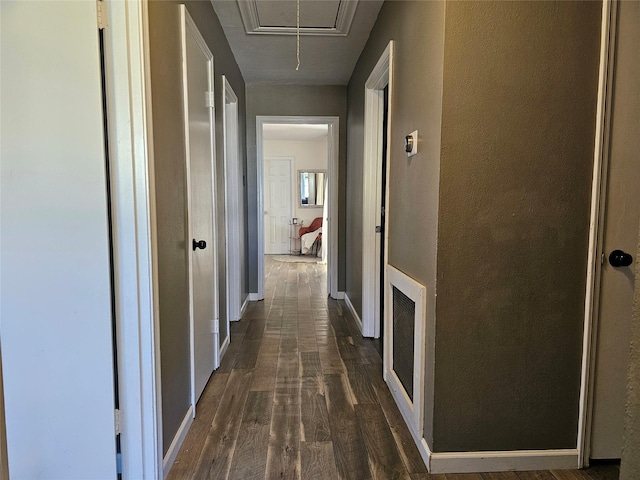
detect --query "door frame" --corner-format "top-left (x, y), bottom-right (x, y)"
top-left (362, 41), bottom-right (394, 338)
top-left (263, 156), bottom-right (294, 255)
top-left (103, 0), bottom-right (162, 477)
top-left (222, 75), bottom-right (242, 330)
top-left (180, 5), bottom-right (220, 411)
top-left (256, 116), bottom-right (340, 299)
top-left (577, 0), bottom-right (616, 467)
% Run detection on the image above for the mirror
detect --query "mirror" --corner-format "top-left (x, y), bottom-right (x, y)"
top-left (299, 170), bottom-right (326, 208)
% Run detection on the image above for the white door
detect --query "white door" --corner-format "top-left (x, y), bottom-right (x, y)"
top-left (223, 76), bottom-right (241, 330)
top-left (590, 2), bottom-right (639, 459)
top-left (182, 8), bottom-right (219, 404)
top-left (264, 158), bottom-right (292, 255)
top-left (1, 1), bottom-right (116, 477)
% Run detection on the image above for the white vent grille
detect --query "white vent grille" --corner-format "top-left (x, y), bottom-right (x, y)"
top-left (385, 265), bottom-right (426, 438)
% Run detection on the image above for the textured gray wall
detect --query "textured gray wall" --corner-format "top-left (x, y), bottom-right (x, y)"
top-left (620, 1), bottom-right (640, 478)
top-left (622, 222), bottom-right (640, 479)
top-left (148, 0), bottom-right (246, 454)
top-left (245, 85), bottom-right (347, 293)
top-left (434, 1), bottom-right (601, 451)
top-left (345, 0), bottom-right (445, 444)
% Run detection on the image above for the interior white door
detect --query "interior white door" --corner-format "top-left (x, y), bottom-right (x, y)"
top-left (590, 2), bottom-right (639, 459)
top-left (264, 158), bottom-right (292, 255)
top-left (223, 76), bottom-right (241, 332)
top-left (0, 1), bottom-right (116, 477)
top-left (182, 8), bottom-right (219, 403)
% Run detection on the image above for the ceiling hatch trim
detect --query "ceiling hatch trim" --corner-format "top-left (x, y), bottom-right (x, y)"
top-left (237, 0), bottom-right (358, 36)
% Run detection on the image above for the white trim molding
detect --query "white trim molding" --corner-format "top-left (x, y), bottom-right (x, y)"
top-left (240, 295), bottom-right (250, 319)
top-left (343, 293), bottom-right (362, 332)
top-left (578, 0), bottom-right (616, 467)
top-left (384, 265), bottom-right (426, 440)
top-left (104, 0), bottom-right (162, 477)
top-left (424, 443), bottom-right (579, 474)
top-left (362, 41), bottom-right (394, 338)
top-left (162, 406), bottom-right (194, 479)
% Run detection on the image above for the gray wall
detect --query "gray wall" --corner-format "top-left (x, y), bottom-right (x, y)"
top-left (620, 1), bottom-right (640, 478)
top-left (345, 0), bottom-right (445, 340)
top-left (623, 222), bottom-right (640, 479)
top-left (345, 0), bottom-right (445, 444)
top-left (246, 85), bottom-right (347, 293)
top-left (148, 0), bottom-right (246, 454)
top-left (433, 1), bottom-right (601, 451)
top-left (346, 0), bottom-right (605, 454)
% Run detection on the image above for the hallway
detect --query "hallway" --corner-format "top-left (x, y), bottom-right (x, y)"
top-left (167, 257), bottom-right (620, 480)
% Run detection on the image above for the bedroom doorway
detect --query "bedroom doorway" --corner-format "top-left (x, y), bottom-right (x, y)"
top-left (256, 116), bottom-right (339, 299)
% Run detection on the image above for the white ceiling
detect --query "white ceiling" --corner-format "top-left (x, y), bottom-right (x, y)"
top-left (263, 123), bottom-right (329, 141)
top-left (210, 0), bottom-right (384, 85)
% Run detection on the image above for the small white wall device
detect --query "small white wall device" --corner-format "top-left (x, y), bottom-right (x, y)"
top-left (405, 130), bottom-right (418, 157)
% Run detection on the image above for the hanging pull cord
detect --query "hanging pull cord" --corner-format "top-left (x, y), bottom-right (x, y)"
top-left (296, 0), bottom-right (300, 71)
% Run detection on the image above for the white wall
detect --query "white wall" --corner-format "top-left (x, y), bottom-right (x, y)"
top-left (0, 1), bottom-right (117, 478)
top-left (264, 137), bottom-right (328, 228)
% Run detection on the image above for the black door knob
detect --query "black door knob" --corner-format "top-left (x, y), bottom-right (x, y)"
top-left (609, 249), bottom-right (633, 267)
top-left (192, 239), bottom-right (207, 251)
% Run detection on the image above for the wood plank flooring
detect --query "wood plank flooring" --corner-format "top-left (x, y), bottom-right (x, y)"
top-left (167, 256), bottom-right (619, 480)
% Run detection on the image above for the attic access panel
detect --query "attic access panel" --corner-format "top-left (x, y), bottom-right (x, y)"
top-left (257, 0), bottom-right (339, 28)
top-left (238, 0), bottom-right (358, 36)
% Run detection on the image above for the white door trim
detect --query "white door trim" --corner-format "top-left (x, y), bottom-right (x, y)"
top-left (256, 116), bottom-right (340, 299)
top-left (577, 0), bottom-right (616, 467)
top-left (180, 5), bottom-right (220, 411)
top-left (103, 0), bottom-right (162, 477)
top-left (362, 41), bottom-right (394, 338)
top-left (222, 75), bottom-right (241, 327)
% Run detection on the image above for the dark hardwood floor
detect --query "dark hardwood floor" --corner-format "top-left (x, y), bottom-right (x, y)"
top-left (167, 256), bottom-right (619, 480)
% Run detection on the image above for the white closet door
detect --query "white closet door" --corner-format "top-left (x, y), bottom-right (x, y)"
top-left (1, 1), bottom-right (116, 478)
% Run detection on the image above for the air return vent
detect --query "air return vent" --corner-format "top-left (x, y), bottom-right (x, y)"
top-left (392, 286), bottom-right (415, 401)
top-left (385, 265), bottom-right (426, 438)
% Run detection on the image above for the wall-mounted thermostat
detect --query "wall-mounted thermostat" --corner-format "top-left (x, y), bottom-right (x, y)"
top-left (405, 130), bottom-right (418, 157)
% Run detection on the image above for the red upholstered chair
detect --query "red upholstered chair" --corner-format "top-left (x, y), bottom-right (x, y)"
top-left (298, 217), bottom-right (323, 237)
top-left (298, 217), bottom-right (323, 255)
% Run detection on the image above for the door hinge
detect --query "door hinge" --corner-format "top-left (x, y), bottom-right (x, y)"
top-left (212, 318), bottom-right (219, 334)
top-left (205, 91), bottom-right (215, 108)
top-left (97, 0), bottom-right (108, 30)
top-left (375, 225), bottom-right (382, 233)
top-left (114, 408), bottom-right (122, 435)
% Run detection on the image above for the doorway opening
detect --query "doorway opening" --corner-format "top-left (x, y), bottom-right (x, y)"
top-left (256, 116), bottom-right (339, 299)
top-left (222, 75), bottom-right (244, 326)
top-left (374, 84), bottom-right (390, 357)
top-left (362, 41), bottom-right (394, 340)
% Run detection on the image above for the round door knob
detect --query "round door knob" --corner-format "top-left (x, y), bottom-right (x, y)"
top-left (192, 239), bottom-right (207, 251)
top-left (609, 249), bottom-right (633, 267)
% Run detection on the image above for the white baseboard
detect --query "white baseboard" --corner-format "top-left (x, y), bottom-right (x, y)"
top-left (219, 335), bottom-right (230, 363)
top-left (415, 436), bottom-right (579, 474)
top-left (383, 374), bottom-right (579, 475)
top-left (163, 405), bottom-right (194, 479)
top-left (239, 295), bottom-right (249, 318)
top-left (343, 293), bottom-right (362, 332)
top-left (333, 291), bottom-right (345, 300)
top-left (249, 293), bottom-right (261, 301)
